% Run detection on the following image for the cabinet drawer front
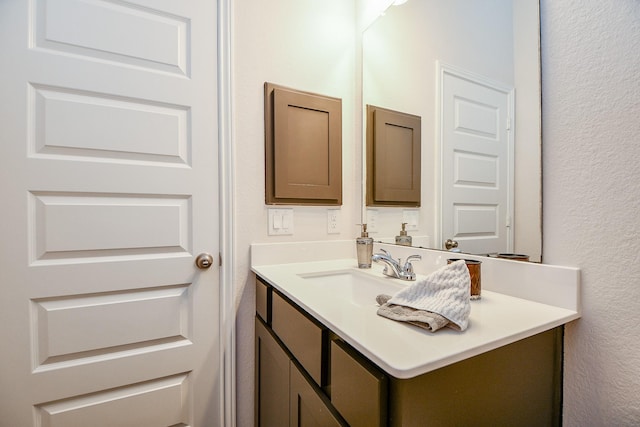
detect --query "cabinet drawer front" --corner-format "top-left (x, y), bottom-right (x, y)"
top-left (331, 340), bottom-right (387, 427)
top-left (272, 291), bottom-right (325, 386)
top-left (256, 278), bottom-right (269, 323)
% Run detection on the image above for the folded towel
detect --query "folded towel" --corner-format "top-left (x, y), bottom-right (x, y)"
top-left (376, 259), bottom-right (471, 331)
top-left (376, 294), bottom-right (451, 331)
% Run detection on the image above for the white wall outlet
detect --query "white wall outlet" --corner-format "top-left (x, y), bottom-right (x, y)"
top-left (366, 209), bottom-right (379, 232)
top-left (268, 208), bottom-right (294, 236)
top-left (402, 209), bottom-right (419, 231)
top-left (327, 209), bottom-right (341, 234)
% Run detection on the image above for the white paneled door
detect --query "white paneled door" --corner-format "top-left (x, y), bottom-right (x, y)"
top-left (0, 0), bottom-right (221, 425)
top-left (439, 63), bottom-right (514, 255)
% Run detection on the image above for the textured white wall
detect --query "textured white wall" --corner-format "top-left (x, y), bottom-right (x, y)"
top-left (232, 1), bottom-right (357, 426)
top-left (541, 0), bottom-right (640, 425)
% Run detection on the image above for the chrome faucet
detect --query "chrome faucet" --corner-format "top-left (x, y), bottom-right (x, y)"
top-left (372, 249), bottom-right (422, 281)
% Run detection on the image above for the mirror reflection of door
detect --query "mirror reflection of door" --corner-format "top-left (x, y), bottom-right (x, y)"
top-left (439, 63), bottom-right (514, 255)
top-left (362, 0), bottom-right (542, 261)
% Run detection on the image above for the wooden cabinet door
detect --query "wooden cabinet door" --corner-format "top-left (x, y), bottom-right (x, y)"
top-left (290, 361), bottom-right (346, 427)
top-left (255, 318), bottom-right (291, 427)
top-left (265, 83), bottom-right (342, 205)
top-left (366, 105), bottom-right (421, 207)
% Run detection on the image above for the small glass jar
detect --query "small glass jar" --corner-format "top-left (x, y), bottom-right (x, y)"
top-left (448, 258), bottom-right (482, 300)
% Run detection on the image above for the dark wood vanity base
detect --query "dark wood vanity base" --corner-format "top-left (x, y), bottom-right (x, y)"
top-left (255, 276), bottom-right (562, 427)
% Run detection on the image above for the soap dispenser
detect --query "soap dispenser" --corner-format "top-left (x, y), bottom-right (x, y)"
top-left (356, 224), bottom-right (373, 268)
top-left (395, 223), bottom-right (412, 246)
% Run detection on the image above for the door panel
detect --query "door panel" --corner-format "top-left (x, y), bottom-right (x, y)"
top-left (440, 65), bottom-right (514, 255)
top-left (31, 85), bottom-right (190, 164)
top-left (0, 0), bottom-right (220, 425)
top-left (32, 285), bottom-right (190, 368)
top-left (34, 0), bottom-right (189, 75)
top-left (30, 192), bottom-right (191, 260)
top-left (35, 373), bottom-right (190, 427)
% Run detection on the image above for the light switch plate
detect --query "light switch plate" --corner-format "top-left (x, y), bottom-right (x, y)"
top-left (268, 208), bottom-right (294, 235)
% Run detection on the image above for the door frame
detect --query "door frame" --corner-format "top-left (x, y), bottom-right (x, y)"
top-left (218, 0), bottom-right (236, 425)
top-left (435, 61), bottom-right (515, 252)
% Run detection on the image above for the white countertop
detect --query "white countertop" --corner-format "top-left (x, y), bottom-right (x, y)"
top-left (251, 250), bottom-right (581, 379)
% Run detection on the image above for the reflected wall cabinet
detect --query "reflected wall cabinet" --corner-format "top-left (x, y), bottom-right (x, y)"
top-left (367, 105), bottom-right (421, 207)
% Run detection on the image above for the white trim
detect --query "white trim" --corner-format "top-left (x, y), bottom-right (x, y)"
top-left (435, 61), bottom-right (515, 252)
top-left (434, 62), bottom-right (444, 250)
top-left (218, 0), bottom-right (236, 425)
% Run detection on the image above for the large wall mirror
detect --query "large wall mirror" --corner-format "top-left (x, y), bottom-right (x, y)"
top-left (362, 0), bottom-right (542, 261)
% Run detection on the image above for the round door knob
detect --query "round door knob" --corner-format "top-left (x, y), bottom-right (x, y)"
top-left (444, 239), bottom-right (459, 250)
top-left (195, 253), bottom-right (214, 269)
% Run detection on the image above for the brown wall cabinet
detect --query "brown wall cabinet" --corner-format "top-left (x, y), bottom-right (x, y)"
top-left (255, 276), bottom-right (562, 427)
top-left (367, 105), bottom-right (421, 207)
top-left (265, 83), bottom-right (342, 205)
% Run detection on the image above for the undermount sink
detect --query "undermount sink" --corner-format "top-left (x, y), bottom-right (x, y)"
top-left (298, 269), bottom-right (407, 307)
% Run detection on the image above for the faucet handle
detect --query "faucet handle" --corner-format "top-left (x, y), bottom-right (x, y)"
top-left (404, 255), bottom-right (422, 266)
top-left (397, 254), bottom-right (420, 280)
top-left (403, 254), bottom-right (422, 274)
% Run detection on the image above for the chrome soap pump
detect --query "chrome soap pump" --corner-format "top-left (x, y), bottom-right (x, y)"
top-left (395, 223), bottom-right (412, 246)
top-left (356, 224), bottom-right (373, 268)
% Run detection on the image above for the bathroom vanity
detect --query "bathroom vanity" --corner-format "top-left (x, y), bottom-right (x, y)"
top-left (252, 242), bottom-right (580, 427)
